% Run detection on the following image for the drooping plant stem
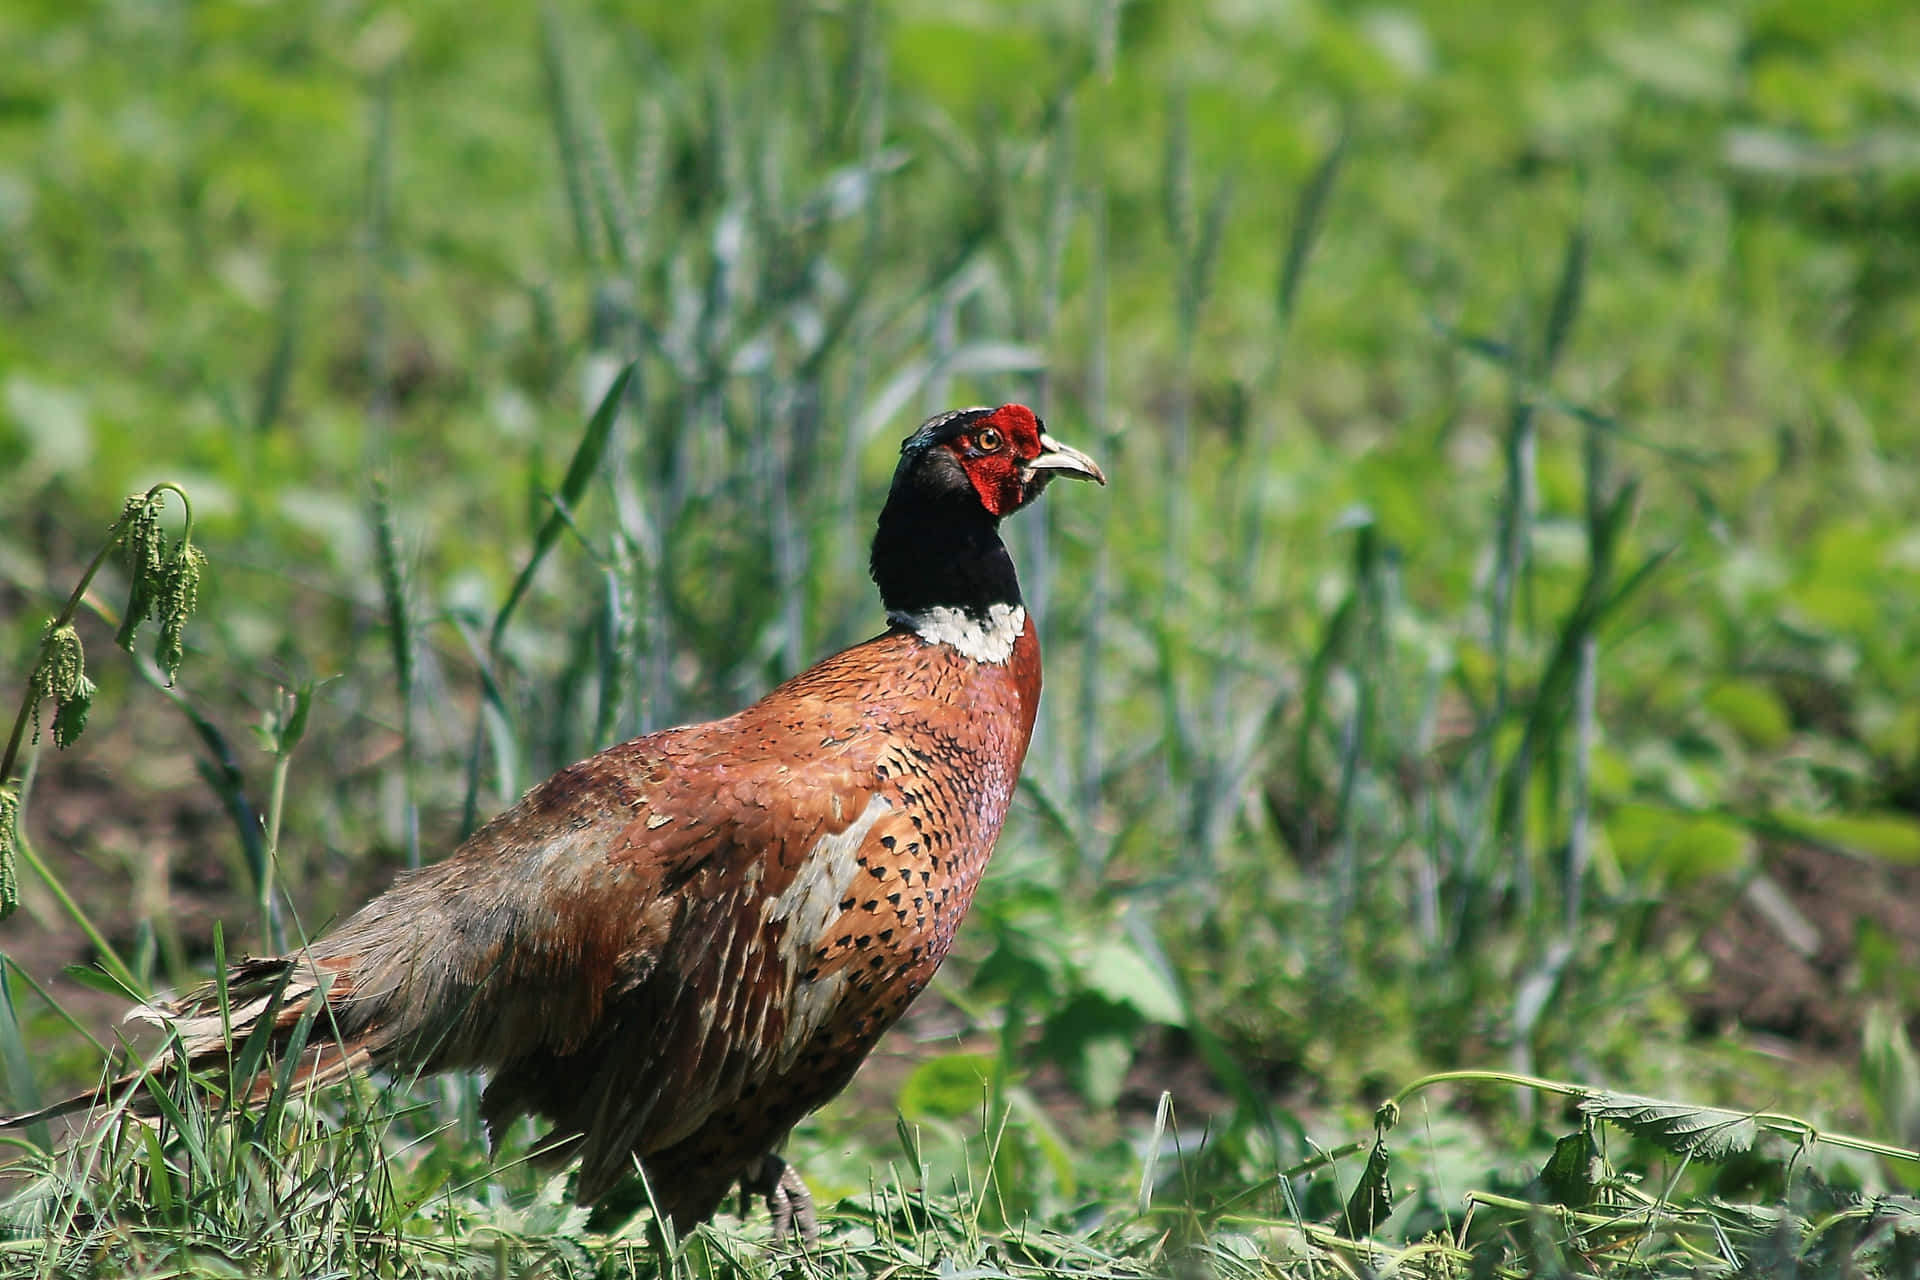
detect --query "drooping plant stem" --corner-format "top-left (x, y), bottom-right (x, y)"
top-left (0, 481), bottom-right (193, 956)
top-left (0, 484), bottom-right (194, 789)
top-left (261, 741), bottom-right (292, 954)
top-left (1387, 1068), bottom-right (1920, 1166)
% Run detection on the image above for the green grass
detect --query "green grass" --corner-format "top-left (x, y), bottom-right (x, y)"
top-left (3, 0), bottom-right (1920, 1274)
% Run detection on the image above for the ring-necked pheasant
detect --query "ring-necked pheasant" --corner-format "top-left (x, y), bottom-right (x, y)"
top-left (4, 404), bottom-right (1103, 1240)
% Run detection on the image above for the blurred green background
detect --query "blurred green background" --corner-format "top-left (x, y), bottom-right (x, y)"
top-left (4, 0), bottom-right (1920, 1274)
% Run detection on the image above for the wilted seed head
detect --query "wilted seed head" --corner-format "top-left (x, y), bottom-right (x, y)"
top-left (29, 623), bottom-right (87, 746)
top-left (116, 493), bottom-right (168, 650)
top-left (52, 673), bottom-right (96, 750)
top-left (156, 539), bottom-right (206, 685)
top-left (0, 786), bottom-right (18, 918)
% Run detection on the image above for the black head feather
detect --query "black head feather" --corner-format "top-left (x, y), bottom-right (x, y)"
top-left (871, 408), bottom-right (1021, 619)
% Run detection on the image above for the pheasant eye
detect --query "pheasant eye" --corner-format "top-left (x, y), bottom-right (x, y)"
top-left (973, 427), bottom-right (1002, 452)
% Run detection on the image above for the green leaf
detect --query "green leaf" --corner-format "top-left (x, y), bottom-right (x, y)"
top-left (1039, 992), bottom-right (1144, 1109)
top-left (1077, 1034), bottom-right (1134, 1112)
top-left (142, 1123), bottom-right (175, 1219)
top-left (971, 928), bottom-right (1061, 997)
top-left (1341, 1137), bottom-right (1393, 1236)
top-left (1705, 680), bottom-right (1794, 750)
top-left (1541, 224), bottom-right (1588, 375)
top-left (59, 964), bottom-right (144, 1001)
top-left (1605, 803), bottom-right (1754, 883)
top-left (1540, 1128), bottom-right (1603, 1208)
top-left (896, 1052), bottom-right (994, 1122)
top-left (0, 956), bottom-right (43, 1139)
top-left (1080, 940), bottom-right (1185, 1026)
top-left (51, 673), bottom-right (93, 750)
top-left (1579, 1091), bottom-right (1757, 1161)
top-left (1773, 811), bottom-right (1920, 864)
top-left (1005, 1085), bottom-right (1081, 1200)
top-left (1599, 13), bottom-right (1740, 103)
top-left (282, 683), bottom-right (314, 752)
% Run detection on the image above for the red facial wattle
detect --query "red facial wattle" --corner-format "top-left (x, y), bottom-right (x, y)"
top-left (952, 405), bottom-right (1046, 516)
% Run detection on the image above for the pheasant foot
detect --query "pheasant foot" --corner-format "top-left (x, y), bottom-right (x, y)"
top-left (740, 1152), bottom-right (817, 1243)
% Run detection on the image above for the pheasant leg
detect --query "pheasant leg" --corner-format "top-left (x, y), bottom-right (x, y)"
top-left (741, 1152), bottom-right (817, 1243)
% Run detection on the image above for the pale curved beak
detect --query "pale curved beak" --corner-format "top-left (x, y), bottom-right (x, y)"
top-left (1025, 433), bottom-right (1107, 486)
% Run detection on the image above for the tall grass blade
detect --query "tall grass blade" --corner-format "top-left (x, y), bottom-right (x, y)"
top-left (490, 362), bottom-right (636, 656)
top-left (361, 69), bottom-right (395, 439)
top-left (0, 956), bottom-right (47, 1148)
top-left (129, 660), bottom-right (266, 902)
top-left (540, 5), bottom-right (602, 264)
top-left (371, 477), bottom-right (422, 868)
top-left (587, 116), bottom-right (641, 275)
top-left (1276, 134), bottom-right (1345, 333)
top-left (594, 562), bottom-right (628, 748)
top-left (1074, 193), bottom-right (1113, 863)
top-left (132, 1046), bottom-right (209, 1175)
top-left (1541, 225), bottom-right (1589, 377)
top-left (226, 964), bottom-right (296, 1124)
top-left (260, 980), bottom-right (331, 1137)
top-left (253, 274), bottom-right (299, 435)
top-left (1138, 1090), bottom-right (1172, 1213)
top-left (1564, 632), bottom-right (1598, 932)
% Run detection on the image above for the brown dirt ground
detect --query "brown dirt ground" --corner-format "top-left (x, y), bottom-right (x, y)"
top-left (1686, 840), bottom-right (1920, 1050)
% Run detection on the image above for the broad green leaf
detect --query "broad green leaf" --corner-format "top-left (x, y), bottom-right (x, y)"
top-left (2, 376), bottom-right (92, 480)
top-left (1077, 1035), bottom-right (1134, 1112)
top-left (1540, 1129), bottom-right (1603, 1208)
top-left (1704, 680), bottom-right (1793, 750)
top-left (1580, 1091), bottom-right (1757, 1161)
top-left (1081, 940), bottom-right (1185, 1026)
top-left (1341, 1138), bottom-right (1393, 1236)
top-left (896, 1052), bottom-right (994, 1122)
top-left (1605, 803), bottom-right (1753, 883)
top-left (59, 965), bottom-right (143, 1001)
top-left (1599, 13), bottom-right (1740, 103)
top-left (1039, 991), bottom-right (1144, 1109)
top-left (0, 957), bottom-right (44, 1144)
top-left (1006, 1085), bottom-right (1079, 1199)
top-left (971, 932), bottom-right (1060, 998)
top-left (1773, 811), bottom-right (1920, 864)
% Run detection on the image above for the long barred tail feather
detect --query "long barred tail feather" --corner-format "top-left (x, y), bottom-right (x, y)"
top-left (1, 954), bottom-right (373, 1132)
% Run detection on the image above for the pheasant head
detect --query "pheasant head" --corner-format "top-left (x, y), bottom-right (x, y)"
top-left (870, 404), bottom-right (1104, 654)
